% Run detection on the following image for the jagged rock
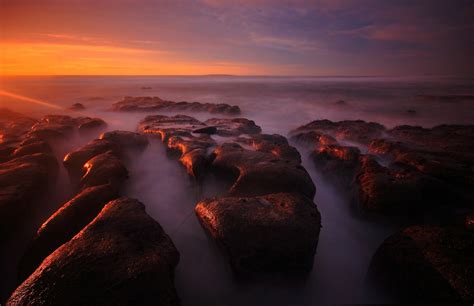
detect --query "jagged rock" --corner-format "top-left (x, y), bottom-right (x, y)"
top-left (8, 197), bottom-right (180, 306)
top-left (210, 142), bottom-right (315, 198)
top-left (192, 126), bottom-right (217, 135)
top-left (100, 131), bottom-right (149, 151)
top-left (368, 225), bottom-right (474, 303)
top-left (11, 141), bottom-right (52, 158)
top-left (112, 96), bottom-right (241, 115)
top-left (195, 193), bottom-right (320, 274)
top-left (19, 184), bottom-right (118, 281)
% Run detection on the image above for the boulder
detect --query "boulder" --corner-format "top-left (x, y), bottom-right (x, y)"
top-left (211, 142), bottom-right (315, 198)
top-left (77, 117), bottom-right (107, 134)
top-left (291, 119), bottom-right (386, 144)
top-left (8, 197), bottom-right (180, 306)
top-left (19, 184), bottom-right (119, 281)
top-left (100, 130), bottom-right (149, 151)
top-left (0, 153), bottom-right (58, 238)
top-left (63, 139), bottom-right (120, 179)
top-left (203, 118), bottom-right (261, 136)
top-left (79, 151), bottom-right (128, 190)
top-left (195, 193), bottom-right (321, 274)
top-left (368, 225), bottom-right (474, 303)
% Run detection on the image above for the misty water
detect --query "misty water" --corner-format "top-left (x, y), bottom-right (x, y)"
top-left (1, 76), bottom-right (473, 304)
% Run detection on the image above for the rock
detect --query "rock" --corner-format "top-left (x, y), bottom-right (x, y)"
top-left (112, 96), bottom-right (241, 115)
top-left (11, 141), bottom-right (53, 158)
top-left (19, 184), bottom-right (119, 281)
top-left (76, 117), bottom-right (107, 134)
top-left (68, 103), bottom-right (85, 111)
top-left (139, 115), bottom-right (216, 179)
top-left (63, 139), bottom-right (120, 179)
top-left (291, 119), bottom-right (386, 144)
top-left (311, 144), bottom-right (361, 187)
top-left (195, 193), bottom-right (320, 274)
top-left (192, 126), bottom-right (217, 135)
top-left (235, 134), bottom-right (301, 162)
top-left (0, 153), bottom-right (58, 238)
top-left (353, 155), bottom-right (447, 214)
top-left (100, 131), bottom-right (149, 151)
top-left (211, 142), bottom-right (315, 198)
top-left (203, 118), bottom-right (261, 136)
top-left (0, 108), bottom-right (37, 146)
top-left (80, 151), bottom-right (128, 190)
top-left (8, 197), bottom-right (180, 306)
top-left (368, 225), bottom-right (474, 303)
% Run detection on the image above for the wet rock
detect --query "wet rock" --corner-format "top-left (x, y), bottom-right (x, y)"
top-left (19, 184), bottom-right (119, 281)
top-left (100, 131), bottom-right (149, 151)
top-left (353, 155), bottom-right (447, 214)
top-left (292, 119), bottom-right (386, 144)
top-left (76, 117), bottom-right (107, 134)
top-left (8, 197), bottom-right (180, 306)
top-left (368, 225), bottom-right (474, 303)
top-left (80, 151), bottom-right (128, 190)
top-left (63, 139), bottom-right (120, 179)
top-left (193, 126), bottom-right (217, 135)
top-left (203, 118), bottom-right (261, 136)
top-left (312, 144), bottom-right (361, 187)
top-left (235, 134), bottom-right (301, 162)
top-left (11, 141), bottom-right (53, 158)
top-left (0, 153), bottom-right (58, 238)
top-left (196, 193), bottom-right (320, 275)
top-left (139, 115), bottom-right (216, 179)
top-left (0, 108), bottom-right (37, 146)
top-left (113, 96), bottom-right (241, 115)
top-left (68, 103), bottom-right (85, 111)
top-left (211, 142), bottom-right (315, 198)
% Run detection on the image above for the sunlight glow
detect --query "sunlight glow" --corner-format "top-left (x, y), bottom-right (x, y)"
top-left (0, 90), bottom-right (62, 109)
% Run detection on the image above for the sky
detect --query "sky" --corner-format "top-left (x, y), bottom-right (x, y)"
top-left (0, 0), bottom-right (473, 76)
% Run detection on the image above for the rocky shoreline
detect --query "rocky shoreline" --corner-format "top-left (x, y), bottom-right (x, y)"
top-left (1, 98), bottom-right (473, 304)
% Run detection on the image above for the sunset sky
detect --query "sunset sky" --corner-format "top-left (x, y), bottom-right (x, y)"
top-left (1, 0), bottom-right (473, 76)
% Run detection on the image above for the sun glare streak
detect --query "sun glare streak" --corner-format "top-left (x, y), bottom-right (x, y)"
top-left (0, 90), bottom-right (62, 109)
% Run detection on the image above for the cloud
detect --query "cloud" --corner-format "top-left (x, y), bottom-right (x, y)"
top-left (250, 33), bottom-right (322, 53)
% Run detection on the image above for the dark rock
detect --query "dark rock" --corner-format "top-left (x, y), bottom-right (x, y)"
top-left (19, 184), bottom-right (119, 281)
top-left (77, 117), bottom-right (107, 134)
top-left (0, 153), bottom-right (58, 238)
top-left (68, 103), bottom-right (85, 111)
top-left (8, 197), bottom-right (180, 306)
top-left (353, 155), bottom-right (446, 214)
top-left (139, 115), bottom-right (215, 179)
top-left (192, 126), bottom-right (217, 135)
top-left (63, 139), bottom-right (120, 179)
top-left (79, 151), bottom-right (128, 190)
top-left (368, 225), bottom-right (474, 303)
top-left (414, 94), bottom-right (474, 103)
top-left (203, 118), bottom-right (261, 136)
top-left (100, 131), bottom-right (149, 151)
top-left (211, 142), bottom-right (315, 198)
top-left (291, 119), bottom-right (386, 144)
top-left (0, 108), bottom-right (37, 146)
top-left (11, 141), bottom-right (53, 158)
top-left (235, 134), bottom-right (301, 163)
top-left (195, 193), bottom-right (320, 275)
top-left (113, 96), bottom-right (241, 115)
